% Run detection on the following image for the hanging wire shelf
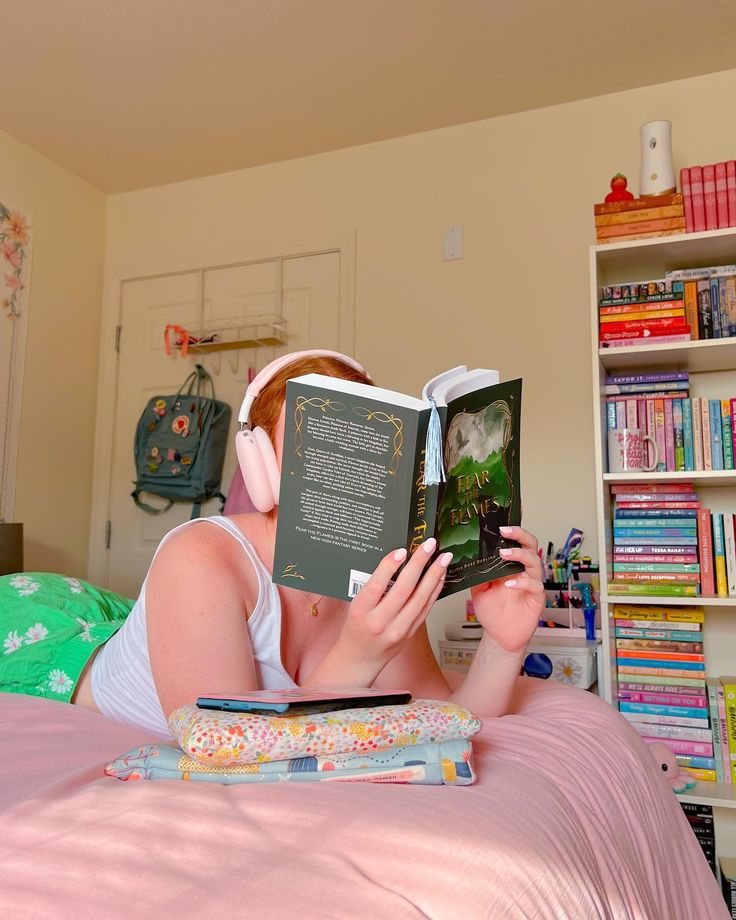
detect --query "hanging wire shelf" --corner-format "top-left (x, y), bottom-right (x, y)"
top-left (182, 314), bottom-right (288, 354)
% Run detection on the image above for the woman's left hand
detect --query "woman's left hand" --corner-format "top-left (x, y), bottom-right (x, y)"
top-left (470, 526), bottom-right (545, 654)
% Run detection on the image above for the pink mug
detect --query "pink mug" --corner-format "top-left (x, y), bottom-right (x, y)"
top-left (607, 428), bottom-right (658, 473)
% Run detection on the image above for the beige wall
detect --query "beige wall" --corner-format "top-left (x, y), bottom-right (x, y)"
top-left (104, 67), bottom-right (736, 633)
top-left (0, 128), bottom-right (107, 575)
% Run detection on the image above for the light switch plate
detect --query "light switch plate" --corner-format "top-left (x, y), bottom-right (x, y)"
top-left (442, 225), bottom-right (464, 261)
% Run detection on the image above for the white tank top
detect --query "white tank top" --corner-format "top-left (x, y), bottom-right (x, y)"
top-left (90, 516), bottom-right (296, 737)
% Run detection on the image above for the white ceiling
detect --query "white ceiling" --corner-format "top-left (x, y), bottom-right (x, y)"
top-left (2, 0), bottom-right (736, 193)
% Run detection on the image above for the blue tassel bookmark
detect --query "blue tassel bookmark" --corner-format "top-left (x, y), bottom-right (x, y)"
top-left (423, 397), bottom-right (446, 486)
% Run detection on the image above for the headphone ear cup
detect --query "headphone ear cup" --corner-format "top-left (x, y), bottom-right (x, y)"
top-left (235, 428), bottom-right (277, 513)
top-left (251, 426), bottom-right (280, 505)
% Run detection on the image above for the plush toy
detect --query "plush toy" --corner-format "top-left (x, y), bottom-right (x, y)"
top-left (604, 173), bottom-right (635, 202)
top-left (646, 741), bottom-right (697, 793)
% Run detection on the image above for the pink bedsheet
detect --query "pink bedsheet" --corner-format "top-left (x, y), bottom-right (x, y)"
top-left (0, 680), bottom-right (726, 919)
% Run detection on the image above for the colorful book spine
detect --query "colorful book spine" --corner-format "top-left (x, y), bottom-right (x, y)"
top-left (615, 501), bottom-right (699, 509)
top-left (615, 637), bottom-right (702, 651)
top-left (706, 677), bottom-right (725, 783)
top-left (690, 166), bottom-right (706, 232)
top-left (630, 721), bottom-right (711, 741)
top-left (614, 614), bottom-right (703, 627)
top-left (596, 217), bottom-right (686, 239)
top-left (676, 755), bottom-right (716, 771)
top-left (594, 194), bottom-right (684, 215)
top-left (681, 167), bottom-right (694, 233)
top-left (614, 509), bottom-right (697, 519)
top-left (718, 687), bottom-right (732, 784)
top-left (726, 276), bottom-right (736, 335)
top-left (713, 513), bottom-right (728, 598)
top-left (612, 604), bottom-right (704, 622)
top-left (619, 679), bottom-right (705, 694)
top-left (692, 398), bottom-right (704, 471)
top-left (697, 508), bottom-right (715, 596)
top-left (723, 398), bottom-right (734, 470)
top-left (664, 398), bottom-right (675, 471)
top-left (618, 691), bottom-right (706, 708)
top-left (608, 583), bottom-right (698, 596)
top-left (622, 710), bottom-right (708, 728)
top-left (703, 164), bottom-right (718, 230)
top-left (710, 275), bottom-right (722, 339)
top-left (708, 399), bottom-right (723, 470)
top-left (615, 628), bottom-right (703, 642)
top-left (724, 512), bottom-right (736, 597)
top-left (720, 677), bottom-right (736, 783)
top-left (684, 281), bottom-right (699, 340)
top-left (728, 160), bottom-right (736, 227)
top-left (697, 280), bottom-right (713, 339)
top-left (616, 658), bottom-right (705, 673)
top-left (716, 161), bottom-right (729, 229)
top-left (612, 564), bottom-right (700, 574)
top-left (673, 399), bottom-right (684, 471)
top-left (701, 398), bottom-right (712, 469)
top-left (640, 735), bottom-right (712, 756)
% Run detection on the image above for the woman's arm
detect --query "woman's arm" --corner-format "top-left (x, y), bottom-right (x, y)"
top-left (146, 525), bottom-right (259, 720)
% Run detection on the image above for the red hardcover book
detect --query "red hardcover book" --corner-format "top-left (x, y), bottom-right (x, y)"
top-left (600, 317), bottom-right (689, 334)
top-left (610, 483), bottom-right (696, 494)
top-left (716, 162), bottom-right (729, 229)
top-left (727, 161), bottom-right (736, 227)
top-left (681, 167), bottom-right (694, 232)
top-left (703, 164), bottom-right (717, 230)
top-left (690, 166), bottom-right (706, 232)
top-left (697, 508), bottom-right (715, 596)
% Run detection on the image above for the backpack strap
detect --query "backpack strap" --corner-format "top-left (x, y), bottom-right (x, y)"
top-left (131, 489), bottom-right (175, 515)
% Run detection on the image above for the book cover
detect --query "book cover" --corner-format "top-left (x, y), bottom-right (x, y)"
top-left (720, 676), bottom-right (736, 783)
top-left (616, 628), bottom-right (702, 641)
top-left (619, 680), bottom-right (705, 695)
top-left (614, 617), bottom-right (702, 629)
top-left (692, 398), bottom-right (704, 471)
top-left (613, 527), bottom-right (697, 537)
top-left (616, 648), bottom-right (704, 663)
top-left (612, 572), bottom-right (699, 585)
top-left (273, 370), bottom-right (523, 600)
top-left (712, 513), bottom-right (728, 598)
top-left (719, 688), bottom-right (732, 784)
top-left (613, 516), bottom-right (697, 526)
top-left (717, 161), bottom-right (729, 228)
top-left (706, 677), bottom-right (725, 783)
top-left (703, 164), bottom-right (718, 230)
top-left (689, 166), bottom-right (706, 232)
top-left (673, 399), bottom-right (684, 472)
top-left (614, 509), bottom-right (698, 518)
top-left (683, 281), bottom-right (699, 340)
top-left (594, 193), bottom-right (683, 216)
top-left (599, 307), bottom-right (685, 323)
top-left (616, 637), bottom-right (703, 652)
top-left (697, 508), bottom-right (715, 596)
top-left (719, 277), bottom-right (732, 337)
top-left (723, 399), bottom-right (734, 471)
top-left (681, 167), bottom-right (694, 233)
top-left (605, 372), bottom-right (689, 385)
top-left (619, 701), bottom-right (708, 720)
top-left (615, 502), bottom-right (699, 510)
top-left (613, 562), bottom-right (699, 573)
top-left (598, 324), bottom-right (689, 343)
top-left (726, 276), bottom-right (736, 335)
top-left (612, 604), bottom-right (704, 621)
top-left (654, 398), bottom-right (666, 471)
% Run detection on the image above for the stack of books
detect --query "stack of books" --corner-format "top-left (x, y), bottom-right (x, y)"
top-left (594, 193), bottom-right (685, 244)
top-left (609, 484), bottom-right (701, 598)
top-left (615, 604), bottom-right (710, 782)
top-left (665, 264), bottom-right (736, 339)
top-left (598, 279), bottom-right (689, 347)
top-left (681, 803), bottom-right (717, 877)
top-left (605, 376), bottom-right (736, 473)
top-left (680, 163), bottom-right (736, 233)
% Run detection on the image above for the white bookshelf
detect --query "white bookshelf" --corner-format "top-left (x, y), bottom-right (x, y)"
top-left (590, 227), bottom-right (736, 827)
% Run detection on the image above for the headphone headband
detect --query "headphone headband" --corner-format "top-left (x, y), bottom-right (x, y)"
top-left (237, 349), bottom-right (370, 425)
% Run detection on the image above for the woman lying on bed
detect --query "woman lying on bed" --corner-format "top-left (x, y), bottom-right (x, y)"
top-left (0, 351), bottom-right (545, 737)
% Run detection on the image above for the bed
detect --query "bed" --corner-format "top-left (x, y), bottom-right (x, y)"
top-left (0, 678), bottom-right (726, 919)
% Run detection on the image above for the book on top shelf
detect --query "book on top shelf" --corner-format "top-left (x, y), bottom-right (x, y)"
top-left (272, 367), bottom-right (523, 601)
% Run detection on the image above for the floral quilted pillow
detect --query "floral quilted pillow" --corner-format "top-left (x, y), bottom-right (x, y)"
top-left (168, 699), bottom-right (482, 767)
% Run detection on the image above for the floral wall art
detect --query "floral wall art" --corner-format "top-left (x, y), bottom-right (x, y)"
top-left (0, 201), bottom-right (32, 520)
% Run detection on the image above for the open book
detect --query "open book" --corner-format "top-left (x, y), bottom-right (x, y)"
top-left (272, 366), bottom-right (523, 600)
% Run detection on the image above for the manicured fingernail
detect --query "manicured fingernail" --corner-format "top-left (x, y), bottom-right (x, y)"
top-left (499, 548), bottom-right (513, 556)
top-left (393, 548), bottom-right (408, 562)
top-left (422, 538), bottom-right (437, 554)
top-left (439, 552), bottom-right (453, 568)
top-left (504, 579), bottom-right (518, 588)
top-left (499, 526), bottom-right (514, 534)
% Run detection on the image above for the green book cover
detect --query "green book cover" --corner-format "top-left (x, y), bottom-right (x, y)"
top-left (273, 369), bottom-right (523, 601)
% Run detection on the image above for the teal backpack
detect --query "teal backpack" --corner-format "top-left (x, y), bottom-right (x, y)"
top-left (131, 364), bottom-right (232, 518)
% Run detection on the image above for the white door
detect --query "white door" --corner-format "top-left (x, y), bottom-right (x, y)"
top-left (105, 251), bottom-right (344, 597)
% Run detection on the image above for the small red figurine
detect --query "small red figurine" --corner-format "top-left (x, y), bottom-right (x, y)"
top-left (605, 173), bottom-right (635, 203)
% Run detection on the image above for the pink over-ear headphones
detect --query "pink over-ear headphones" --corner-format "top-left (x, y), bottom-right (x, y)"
top-left (235, 349), bottom-right (370, 512)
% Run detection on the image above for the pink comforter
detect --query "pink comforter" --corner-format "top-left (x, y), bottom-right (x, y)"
top-left (0, 680), bottom-right (726, 919)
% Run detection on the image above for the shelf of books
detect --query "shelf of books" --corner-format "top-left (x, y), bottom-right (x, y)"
top-left (590, 227), bottom-right (736, 831)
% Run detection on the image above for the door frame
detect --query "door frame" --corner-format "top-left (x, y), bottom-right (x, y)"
top-left (87, 233), bottom-right (358, 586)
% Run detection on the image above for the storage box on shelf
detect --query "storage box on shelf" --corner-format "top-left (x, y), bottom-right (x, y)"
top-left (590, 228), bottom-right (736, 855)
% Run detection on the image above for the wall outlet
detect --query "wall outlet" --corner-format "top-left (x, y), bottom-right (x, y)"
top-left (442, 225), bottom-right (464, 261)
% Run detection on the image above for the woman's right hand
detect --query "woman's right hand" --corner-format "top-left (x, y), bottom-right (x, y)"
top-left (337, 538), bottom-right (452, 674)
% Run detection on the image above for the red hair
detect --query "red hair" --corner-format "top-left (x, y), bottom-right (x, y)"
top-left (250, 355), bottom-right (373, 439)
